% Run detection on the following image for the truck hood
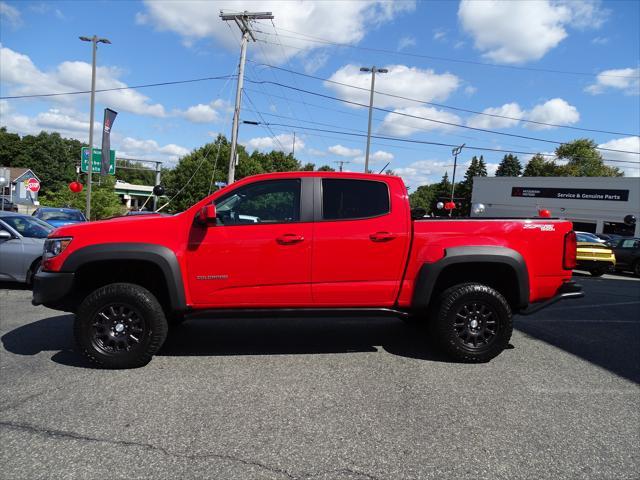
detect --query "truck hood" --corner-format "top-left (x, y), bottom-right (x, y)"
top-left (51, 213), bottom-right (185, 245)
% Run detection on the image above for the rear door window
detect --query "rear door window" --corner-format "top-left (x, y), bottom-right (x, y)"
top-left (321, 179), bottom-right (389, 220)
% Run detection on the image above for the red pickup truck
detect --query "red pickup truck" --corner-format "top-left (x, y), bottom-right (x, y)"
top-left (33, 172), bottom-right (582, 368)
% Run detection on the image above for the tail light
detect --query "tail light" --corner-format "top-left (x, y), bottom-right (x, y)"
top-left (563, 231), bottom-right (577, 270)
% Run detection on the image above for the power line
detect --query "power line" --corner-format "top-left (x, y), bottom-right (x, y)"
top-left (0, 75), bottom-right (236, 100)
top-left (243, 91), bottom-right (287, 151)
top-left (244, 120), bottom-right (640, 165)
top-left (249, 61), bottom-right (638, 137)
top-left (243, 77), bottom-right (640, 155)
top-left (253, 28), bottom-right (640, 79)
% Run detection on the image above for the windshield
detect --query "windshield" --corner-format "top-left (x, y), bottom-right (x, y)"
top-left (1, 216), bottom-right (53, 238)
top-left (576, 233), bottom-right (600, 243)
top-left (40, 210), bottom-right (85, 221)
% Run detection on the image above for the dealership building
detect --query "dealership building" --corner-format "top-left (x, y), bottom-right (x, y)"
top-left (471, 177), bottom-right (640, 237)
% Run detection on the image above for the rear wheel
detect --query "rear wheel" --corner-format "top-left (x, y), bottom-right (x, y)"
top-left (589, 267), bottom-right (607, 277)
top-left (633, 261), bottom-right (640, 277)
top-left (430, 283), bottom-right (512, 363)
top-left (74, 283), bottom-right (168, 369)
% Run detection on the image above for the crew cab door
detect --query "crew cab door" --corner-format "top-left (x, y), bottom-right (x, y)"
top-left (186, 178), bottom-right (313, 307)
top-left (311, 177), bottom-right (410, 306)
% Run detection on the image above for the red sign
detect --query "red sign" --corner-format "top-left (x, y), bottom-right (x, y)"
top-left (26, 177), bottom-right (40, 192)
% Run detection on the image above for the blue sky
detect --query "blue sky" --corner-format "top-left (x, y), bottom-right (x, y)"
top-left (1, 0), bottom-right (638, 188)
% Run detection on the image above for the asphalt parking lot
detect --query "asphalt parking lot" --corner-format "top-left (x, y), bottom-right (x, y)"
top-left (1, 273), bottom-right (639, 480)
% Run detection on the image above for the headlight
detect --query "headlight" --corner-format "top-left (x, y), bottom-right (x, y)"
top-left (44, 237), bottom-right (73, 259)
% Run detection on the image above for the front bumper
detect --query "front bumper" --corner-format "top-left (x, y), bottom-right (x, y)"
top-left (518, 280), bottom-right (583, 316)
top-left (32, 270), bottom-right (75, 311)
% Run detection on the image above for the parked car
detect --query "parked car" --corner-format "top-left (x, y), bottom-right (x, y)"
top-left (575, 231), bottom-right (607, 244)
top-left (33, 172), bottom-right (583, 369)
top-left (612, 238), bottom-right (640, 276)
top-left (33, 207), bottom-right (87, 228)
top-left (125, 210), bottom-right (158, 216)
top-left (0, 211), bottom-right (54, 285)
top-left (0, 198), bottom-right (18, 212)
top-left (595, 233), bottom-right (622, 245)
top-left (575, 232), bottom-right (616, 276)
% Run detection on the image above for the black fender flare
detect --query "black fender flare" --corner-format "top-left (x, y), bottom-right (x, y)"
top-left (411, 246), bottom-right (529, 310)
top-left (62, 243), bottom-right (187, 311)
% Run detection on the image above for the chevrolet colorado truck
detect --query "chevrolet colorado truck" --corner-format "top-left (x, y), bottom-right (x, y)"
top-left (32, 172), bottom-right (583, 368)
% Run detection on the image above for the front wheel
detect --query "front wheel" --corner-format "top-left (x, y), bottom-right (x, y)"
top-left (74, 283), bottom-right (168, 369)
top-left (430, 283), bottom-right (513, 363)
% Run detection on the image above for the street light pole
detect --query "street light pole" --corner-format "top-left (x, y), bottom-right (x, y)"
top-left (449, 144), bottom-right (465, 218)
top-left (360, 66), bottom-right (388, 173)
top-left (79, 35), bottom-right (111, 220)
top-left (220, 11), bottom-right (274, 184)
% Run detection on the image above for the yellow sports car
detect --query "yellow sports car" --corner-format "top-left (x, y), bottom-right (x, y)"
top-left (576, 232), bottom-right (616, 276)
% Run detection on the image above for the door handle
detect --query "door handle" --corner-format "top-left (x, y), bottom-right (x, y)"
top-left (277, 234), bottom-right (304, 245)
top-left (369, 231), bottom-right (397, 242)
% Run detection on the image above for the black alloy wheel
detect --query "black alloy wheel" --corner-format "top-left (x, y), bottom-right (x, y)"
top-left (453, 301), bottom-right (498, 349)
top-left (91, 303), bottom-right (146, 354)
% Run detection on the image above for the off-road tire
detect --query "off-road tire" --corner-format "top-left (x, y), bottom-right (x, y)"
top-left (430, 283), bottom-right (512, 363)
top-left (74, 283), bottom-right (168, 369)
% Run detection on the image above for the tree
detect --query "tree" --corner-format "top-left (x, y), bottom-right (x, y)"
top-left (457, 156), bottom-right (487, 216)
top-left (523, 154), bottom-right (560, 176)
top-left (317, 165), bottom-right (335, 172)
top-left (409, 183), bottom-right (437, 211)
top-left (555, 138), bottom-right (622, 177)
top-left (301, 162), bottom-right (315, 171)
top-left (495, 154), bottom-right (522, 177)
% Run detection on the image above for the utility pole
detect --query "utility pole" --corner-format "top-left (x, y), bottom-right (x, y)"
top-left (79, 35), bottom-right (111, 220)
top-left (334, 160), bottom-right (350, 172)
top-left (360, 66), bottom-right (388, 173)
top-left (220, 10), bottom-right (273, 184)
top-left (449, 144), bottom-right (465, 217)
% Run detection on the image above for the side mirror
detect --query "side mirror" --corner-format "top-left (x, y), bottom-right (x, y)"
top-left (197, 204), bottom-right (216, 225)
top-left (0, 230), bottom-right (13, 241)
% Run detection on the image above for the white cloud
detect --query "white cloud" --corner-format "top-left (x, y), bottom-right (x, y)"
top-left (118, 137), bottom-right (190, 164)
top-left (0, 45), bottom-right (166, 117)
top-left (467, 102), bottom-right (524, 129)
top-left (328, 144), bottom-right (362, 157)
top-left (433, 29), bottom-right (447, 41)
top-left (458, 0), bottom-right (607, 64)
top-left (591, 36), bottom-right (609, 45)
top-left (464, 85), bottom-right (477, 96)
top-left (138, 0), bottom-right (415, 64)
top-left (1, 107), bottom-right (95, 141)
top-left (598, 136), bottom-right (640, 177)
top-left (466, 98), bottom-right (579, 130)
top-left (379, 106), bottom-right (462, 137)
top-left (525, 98), bottom-right (579, 130)
top-left (306, 148), bottom-right (327, 157)
top-left (326, 64), bottom-right (460, 109)
top-left (397, 36), bottom-right (416, 51)
top-left (0, 1), bottom-right (21, 28)
top-left (244, 133), bottom-right (302, 154)
top-left (394, 160), bottom-right (454, 190)
top-left (352, 149), bottom-right (394, 165)
top-left (395, 158), bottom-right (500, 190)
top-left (585, 68), bottom-right (640, 95)
top-left (179, 99), bottom-right (230, 124)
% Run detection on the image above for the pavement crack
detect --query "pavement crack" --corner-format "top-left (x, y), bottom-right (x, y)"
top-left (0, 390), bottom-right (48, 413)
top-left (0, 420), bottom-right (296, 479)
